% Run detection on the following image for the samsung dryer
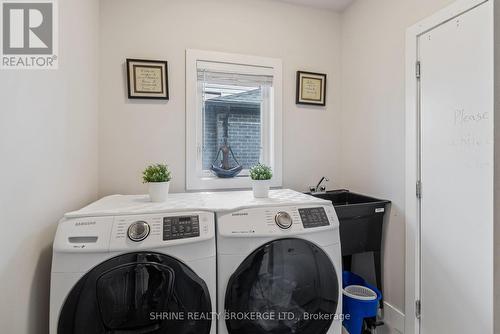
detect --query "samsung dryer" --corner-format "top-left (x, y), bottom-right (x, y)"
top-left (50, 194), bottom-right (216, 334)
top-left (216, 190), bottom-right (343, 334)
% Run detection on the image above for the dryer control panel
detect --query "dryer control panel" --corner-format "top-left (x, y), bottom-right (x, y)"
top-left (217, 203), bottom-right (339, 238)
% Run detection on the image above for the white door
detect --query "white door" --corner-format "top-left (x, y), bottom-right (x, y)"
top-left (418, 1), bottom-right (493, 333)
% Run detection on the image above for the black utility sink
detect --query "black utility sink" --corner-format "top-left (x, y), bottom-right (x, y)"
top-left (307, 189), bottom-right (390, 306)
top-left (309, 189), bottom-right (384, 206)
top-left (306, 189), bottom-right (390, 256)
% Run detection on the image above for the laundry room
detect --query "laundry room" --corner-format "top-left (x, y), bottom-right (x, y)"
top-left (0, 0), bottom-right (498, 333)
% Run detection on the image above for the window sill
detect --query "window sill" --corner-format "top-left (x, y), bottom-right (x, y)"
top-left (186, 175), bottom-right (282, 191)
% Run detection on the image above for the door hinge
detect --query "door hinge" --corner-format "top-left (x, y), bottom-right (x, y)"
top-left (416, 61), bottom-right (421, 79)
top-left (416, 181), bottom-right (422, 199)
top-left (416, 300), bottom-right (421, 319)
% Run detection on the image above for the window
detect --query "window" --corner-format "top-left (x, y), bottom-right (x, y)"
top-left (186, 50), bottom-right (282, 190)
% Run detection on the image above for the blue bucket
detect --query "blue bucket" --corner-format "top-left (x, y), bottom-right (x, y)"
top-left (342, 271), bottom-right (382, 334)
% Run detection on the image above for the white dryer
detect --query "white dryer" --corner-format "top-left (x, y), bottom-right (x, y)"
top-left (50, 194), bottom-right (216, 334)
top-left (216, 191), bottom-right (343, 334)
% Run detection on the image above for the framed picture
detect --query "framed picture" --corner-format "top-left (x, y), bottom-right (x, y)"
top-left (296, 71), bottom-right (327, 106)
top-left (126, 59), bottom-right (169, 100)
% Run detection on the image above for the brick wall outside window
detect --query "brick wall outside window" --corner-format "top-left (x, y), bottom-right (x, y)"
top-left (203, 103), bottom-right (261, 171)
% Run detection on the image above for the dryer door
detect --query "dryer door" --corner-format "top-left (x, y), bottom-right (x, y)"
top-left (58, 252), bottom-right (212, 334)
top-left (225, 238), bottom-right (339, 334)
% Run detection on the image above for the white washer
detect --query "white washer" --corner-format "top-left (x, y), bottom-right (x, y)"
top-left (216, 192), bottom-right (343, 334)
top-left (50, 194), bottom-right (216, 334)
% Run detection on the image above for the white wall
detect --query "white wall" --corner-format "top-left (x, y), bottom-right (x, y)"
top-left (98, 0), bottom-right (342, 196)
top-left (340, 0), bottom-right (455, 312)
top-left (0, 0), bottom-right (100, 332)
top-left (495, 1), bottom-right (500, 331)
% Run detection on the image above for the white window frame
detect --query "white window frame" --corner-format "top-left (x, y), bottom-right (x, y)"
top-left (186, 49), bottom-right (283, 191)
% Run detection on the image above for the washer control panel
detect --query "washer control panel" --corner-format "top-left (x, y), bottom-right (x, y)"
top-left (109, 211), bottom-right (214, 251)
top-left (298, 207), bottom-right (330, 229)
top-left (163, 216), bottom-right (200, 240)
top-left (55, 211), bottom-right (215, 252)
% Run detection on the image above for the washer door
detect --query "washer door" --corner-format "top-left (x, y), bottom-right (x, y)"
top-left (58, 252), bottom-right (212, 334)
top-left (225, 238), bottom-right (339, 334)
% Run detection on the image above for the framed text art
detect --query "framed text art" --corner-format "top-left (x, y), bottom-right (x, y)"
top-left (296, 71), bottom-right (326, 106)
top-left (126, 59), bottom-right (169, 100)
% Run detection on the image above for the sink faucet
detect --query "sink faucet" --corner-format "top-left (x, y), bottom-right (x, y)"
top-left (310, 176), bottom-right (329, 194)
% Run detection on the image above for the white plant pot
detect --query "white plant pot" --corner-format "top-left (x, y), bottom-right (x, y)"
top-left (148, 181), bottom-right (170, 202)
top-left (252, 180), bottom-right (271, 198)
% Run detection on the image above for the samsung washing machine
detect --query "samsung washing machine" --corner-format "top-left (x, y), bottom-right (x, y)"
top-left (215, 190), bottom-right (343, 334)
top-left (49, 194), bottom-right (216, 334)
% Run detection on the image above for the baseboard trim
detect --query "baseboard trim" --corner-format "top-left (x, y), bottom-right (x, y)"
top-left (383, 301), bottom-right (405, 333)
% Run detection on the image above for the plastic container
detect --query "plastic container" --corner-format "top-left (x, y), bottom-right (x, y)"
top-left (342, 271), bottom-right (382, 334)
top-left (344, 285), bottom-right (377, 301)
top-left (252, 180), bottom-right (271, 198)
top-left (148, 181), bottom-right (170, 202)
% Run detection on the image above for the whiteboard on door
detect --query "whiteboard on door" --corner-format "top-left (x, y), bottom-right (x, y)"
top-left (418, 1), bottom-right (493, 333)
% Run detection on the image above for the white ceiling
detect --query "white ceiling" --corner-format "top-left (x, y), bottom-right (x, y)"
top-left (270, 0), bottom-right (354, 12)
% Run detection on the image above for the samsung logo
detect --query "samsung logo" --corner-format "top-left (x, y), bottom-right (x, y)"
top-left (231, 213), bottom-right (248, 217)
top-left (75, 221), bottom-right (96, 226)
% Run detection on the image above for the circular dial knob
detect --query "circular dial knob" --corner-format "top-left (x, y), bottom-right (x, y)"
top-left (127, 221), bottom-right (150, 242)
top-left (275, 212), bottom-right (293, 229)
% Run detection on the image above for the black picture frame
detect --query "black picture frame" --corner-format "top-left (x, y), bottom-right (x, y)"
top-left (296, 71), bottom-right (327, 106)
top-left (126, 58), bottom-right (169, 100)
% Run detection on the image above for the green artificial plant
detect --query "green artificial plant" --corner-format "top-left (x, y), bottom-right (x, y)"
top-left (249, 163), bottom-right (273, 181)
top-left (142, 163), bottom-right (172, 183)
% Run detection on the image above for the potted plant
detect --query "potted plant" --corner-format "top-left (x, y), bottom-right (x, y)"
top-left (142, 163), bottom-right (172, 202)
top-left (249, 163), bottom-right (273, 198)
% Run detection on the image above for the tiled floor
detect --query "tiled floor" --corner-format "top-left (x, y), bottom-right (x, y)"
top-left (343, 324), bottom-right (402, 334)
top-left (377, 324), bottom-right (402, 334)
